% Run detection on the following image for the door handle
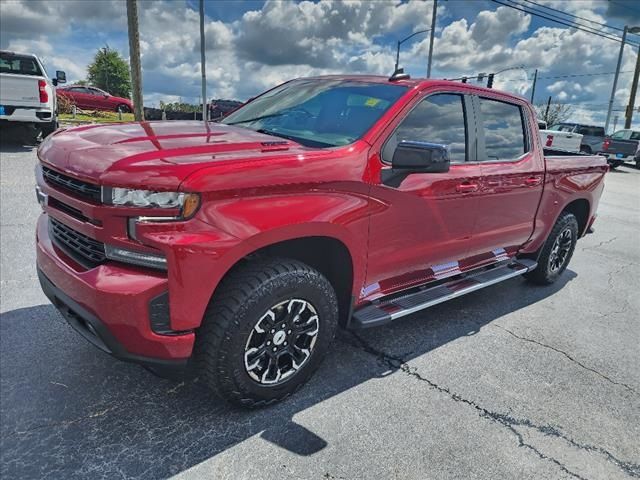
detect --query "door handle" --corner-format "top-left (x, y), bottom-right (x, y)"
top-left (456, 182), bottom-right (479, 193)
top-left (525, 177), bottom-right (542, 186)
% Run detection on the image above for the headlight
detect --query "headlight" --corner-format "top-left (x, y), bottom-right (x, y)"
top-left (109, 188), bottom-right (200, 218)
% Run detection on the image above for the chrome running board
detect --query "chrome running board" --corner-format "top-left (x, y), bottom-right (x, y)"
top-left (351, 259), bottom-right (537, 329)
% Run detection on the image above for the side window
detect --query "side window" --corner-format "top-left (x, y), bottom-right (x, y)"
top-left (384, 93), bottom-right (467, 163)
top-left (611, 131), bottom-right (625, 139)
top-left (630, 131), bottom-right (640, 140)
top-left (479, 98), bottom-right (527, 161)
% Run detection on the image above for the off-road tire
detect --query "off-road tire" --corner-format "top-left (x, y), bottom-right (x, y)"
top-left (194, 257), bottom-right (338, 408)
top-left (41, 119), bottom-right (58, 139)
top-left (525, 211), bottom-right (579, 285)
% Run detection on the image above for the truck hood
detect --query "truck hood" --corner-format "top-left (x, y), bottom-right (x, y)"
top-left (38, 121), bottom-right (318, 189)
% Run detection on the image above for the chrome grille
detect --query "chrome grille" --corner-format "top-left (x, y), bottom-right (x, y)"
top-left (50, 218), bottom-right (106, 267)
top-left (42, 166), bottom-right (101, 202)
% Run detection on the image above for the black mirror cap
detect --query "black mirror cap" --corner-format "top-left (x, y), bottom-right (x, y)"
top-left (56, 71), bottom-right (67, 84)
top-left (392, 140), bottom-right (450, 173)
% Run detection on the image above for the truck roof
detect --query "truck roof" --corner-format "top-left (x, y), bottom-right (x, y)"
top-left (302, 74), bottom-right (528, 103)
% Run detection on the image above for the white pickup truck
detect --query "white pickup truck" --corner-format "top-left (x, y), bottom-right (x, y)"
top-left (539, 125), bottom-right (583, 153)
top-left (0, 50), bottom-right (66, 143)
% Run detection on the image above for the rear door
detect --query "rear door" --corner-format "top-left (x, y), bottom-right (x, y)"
top-left (363, 91), bottom-right (482, 300)
top-left (468, 96), bottom-right (544, 261)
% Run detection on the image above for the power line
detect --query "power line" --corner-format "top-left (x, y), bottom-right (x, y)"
top-left (489, 0), bottom-right (640, 47)
top-left (537, 70), bottom-right (634, 80)
top-left (521, 0), bottom-right (625, 34)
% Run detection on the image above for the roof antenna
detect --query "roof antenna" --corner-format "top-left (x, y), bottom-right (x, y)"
top-left (389, 67), bottom-right (410, 82)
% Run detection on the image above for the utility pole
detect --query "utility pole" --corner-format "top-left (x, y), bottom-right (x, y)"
top-left (426, 0), bottom-right (437, 78)
top-left (530, 68), bottom-right (538, 103)
top-left (606, 26), bottom-right (627, 133)
top-left (126, 0), bottom-right (144, 121)
top-left (199, 0), bottom-right (207, 122)
top-left (544, 96), bottom-right (552, 124)
top-left (624, 44), bottom-right (640, 129)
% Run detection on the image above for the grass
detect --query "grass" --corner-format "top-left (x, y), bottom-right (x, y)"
top-left (59, 111), bottom-right (135, 124)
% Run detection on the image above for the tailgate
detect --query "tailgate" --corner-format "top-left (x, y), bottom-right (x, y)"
top-left (0, 73), bottom-right (41, 107)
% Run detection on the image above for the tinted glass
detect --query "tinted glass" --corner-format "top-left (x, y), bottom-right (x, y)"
top-left (577, 126), bottom-right (605, 136)
top-left (222, 79), bottom-right (407, 148)
top-left (0, 53), bottom-right (42, 76)
top-left (480, 98), bottom-right (526, 161)
top-left (391, 94), bottom-right (467, 162)
top-left (631, 131), bottom-right (640, 140)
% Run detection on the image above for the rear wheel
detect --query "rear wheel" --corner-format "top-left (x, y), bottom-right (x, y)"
top-left (525, 211), bottom-right (578, 285)
top-left (194, 257), bottom-right (338, 407)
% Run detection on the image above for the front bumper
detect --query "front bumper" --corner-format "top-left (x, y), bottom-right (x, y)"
top-left (36, 213), bottom-right (195, 366)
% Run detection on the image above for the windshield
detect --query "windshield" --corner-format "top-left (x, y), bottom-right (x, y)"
top-left (0, 53), bottom-right (42, 76)
top-left (222, 79), bottom-right (408, 147)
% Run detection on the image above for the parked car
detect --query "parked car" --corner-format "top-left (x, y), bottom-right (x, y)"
top-left (35, 76), bottom-right (607, 407)
top-left (57, 85), bottom-right (133, 113)
top-left (548, 123), bottom-right (606, 154)
top-left (539, 127), bottom-right (583, 152)
top-left (599, 129), bottom-right (640, 169)
top-left (0, 50), bottom-right (66, 142)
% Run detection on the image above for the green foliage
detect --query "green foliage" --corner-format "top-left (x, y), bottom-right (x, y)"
top-left (87, 47), bottom-right (131, 99)
top-left (159, 101), bottom-right (200, 112)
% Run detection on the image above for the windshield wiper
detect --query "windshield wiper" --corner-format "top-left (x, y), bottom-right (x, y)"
top-left (225, 112), bottom-right (286, 125)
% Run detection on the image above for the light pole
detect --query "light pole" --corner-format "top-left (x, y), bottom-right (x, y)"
top-left (199, 0), bottom-right (207, 122)
top-left (605, 25), bottom-right (640, 133)
top-left (394, 29), bottom-right (431, 75)
top-left (426, 0), bottom-right (437, 78)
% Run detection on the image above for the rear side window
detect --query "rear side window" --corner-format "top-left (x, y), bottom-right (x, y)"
top-left (479, 98), bottom-right (526, 161)
top-left (631, 131), bottom-right (640, 140)
top-left (386, 93), bottom-right (467, 163)
top-left (578, 126), bottom-right (605, 136)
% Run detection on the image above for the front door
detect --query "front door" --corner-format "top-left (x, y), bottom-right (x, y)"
top-left (468, 96), bottom-right (544, 262)
top-left (363, 92), bottom-right (482, 301)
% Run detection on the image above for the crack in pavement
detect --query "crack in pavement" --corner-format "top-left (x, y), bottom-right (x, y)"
top-left (492, 324), bottom-right (638, 396)
top-left (343, 332), bottom-right (640, 480)
top-left (581, 237), bottom-right (618, 251)
top-left (8, 406), bottom-right (117, 437)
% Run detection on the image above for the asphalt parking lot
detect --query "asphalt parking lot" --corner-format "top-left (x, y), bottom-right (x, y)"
top-left (1, 142), bottom-right (639, 480)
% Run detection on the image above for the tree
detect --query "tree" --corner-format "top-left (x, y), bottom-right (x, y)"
top-left (87, 47), bottom-right (131, 99)
top-left (535, 101), bottom-right (573, 126)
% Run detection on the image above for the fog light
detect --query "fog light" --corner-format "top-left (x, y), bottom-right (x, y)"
top-left (105, 245), bottom-right (167, 270)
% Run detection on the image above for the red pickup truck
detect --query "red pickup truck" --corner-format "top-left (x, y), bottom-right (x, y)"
top-left (35, 76), bottom-right (607, 407)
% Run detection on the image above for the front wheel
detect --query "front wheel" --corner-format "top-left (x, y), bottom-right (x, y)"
top-left (525, 211), bottom-right (578, 285)
top-left (194, 258), bottom-right (338, 407)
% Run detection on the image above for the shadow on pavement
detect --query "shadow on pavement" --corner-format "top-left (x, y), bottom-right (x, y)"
top-left (0, 271), bottom-right (576, 479)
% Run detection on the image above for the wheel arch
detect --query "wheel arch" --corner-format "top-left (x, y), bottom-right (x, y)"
top-left (204, 231), bottom-right (360, 330)
top-left (561, 198), bottom-right (590, 237)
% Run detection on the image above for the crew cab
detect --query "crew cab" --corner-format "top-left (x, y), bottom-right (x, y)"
top-left (599, 129), bottom-right (640, 168)
top-left (0, 50), bottom-right (66, 142)
top-left (35, 76), bottom-right (607, 407)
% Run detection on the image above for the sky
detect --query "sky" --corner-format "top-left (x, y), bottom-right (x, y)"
top-left (1, 0), bottom-right (639, 128)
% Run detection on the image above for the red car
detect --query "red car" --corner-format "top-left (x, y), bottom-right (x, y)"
top-left (57, 85), bottom-right (133, 113)
top-left (35, 76), bottom-right (607, 407)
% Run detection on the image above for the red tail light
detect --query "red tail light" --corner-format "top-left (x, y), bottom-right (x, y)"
top-left (602, 139), bottom-right (610, 151)
top-left (38, 80), bottom-right (48, 103)
top-left (545, 134), bottom-right (554, 147)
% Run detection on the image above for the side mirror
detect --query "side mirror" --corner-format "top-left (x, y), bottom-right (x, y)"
top-left (56, 71), bottom-right (66, 84)
top-left (382, 141), bottom-right (450, 187)
top-left (392, 141), bottom-right (450, 172)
